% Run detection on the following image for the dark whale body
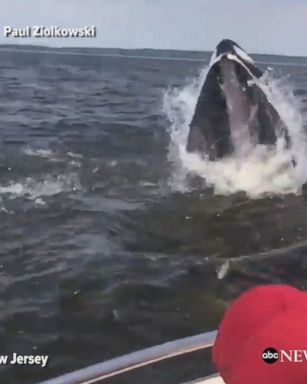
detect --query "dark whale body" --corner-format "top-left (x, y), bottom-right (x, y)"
top-left (187, 39), bottom-right (290, 160)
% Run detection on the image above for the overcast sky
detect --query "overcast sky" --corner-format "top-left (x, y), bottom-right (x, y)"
top-left (0, 0), bottom-right (306, 56)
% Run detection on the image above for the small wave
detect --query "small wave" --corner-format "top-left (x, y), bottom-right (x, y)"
top-left (66, 152), bottom-right (83, 159)
top-left (0, 173), bottom-right (80, 200)
top-left (22, 148), bottom-right (84, 171)
top-left (22, 147), bottom-right (54, 158)
top-left (163, 66), bottom-right (307, 198)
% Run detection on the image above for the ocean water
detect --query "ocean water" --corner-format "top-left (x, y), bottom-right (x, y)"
top-left (0, 46), bottom-right (307, 384)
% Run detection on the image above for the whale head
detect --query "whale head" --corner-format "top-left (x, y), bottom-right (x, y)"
top-left (186, 39), bottom-right (289, 159)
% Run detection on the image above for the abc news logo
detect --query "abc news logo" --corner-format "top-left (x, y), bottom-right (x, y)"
top-left (262, 347), bottom-right (307, 364)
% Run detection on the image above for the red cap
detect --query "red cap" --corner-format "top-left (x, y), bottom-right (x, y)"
top-left (212, 285), bottom-right (307, 384)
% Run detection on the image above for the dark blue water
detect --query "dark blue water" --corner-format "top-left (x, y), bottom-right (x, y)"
top-left (0, 46), bottom-right (307, 384)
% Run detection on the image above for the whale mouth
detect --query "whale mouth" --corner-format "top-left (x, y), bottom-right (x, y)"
top-left (218, 55), bottom-right (261, 158)
top-left (186, 40), bottom-right (290, 160)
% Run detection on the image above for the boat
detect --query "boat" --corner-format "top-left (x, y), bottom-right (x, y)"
top-left (37, 330), bottom-right (224, 384)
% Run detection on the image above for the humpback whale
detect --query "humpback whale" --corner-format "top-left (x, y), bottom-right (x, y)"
top-left (186, 39), bottom-right (290, 160)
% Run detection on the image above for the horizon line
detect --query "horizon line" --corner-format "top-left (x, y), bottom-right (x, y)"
top-left (0, 42), bottom-right (307, 60)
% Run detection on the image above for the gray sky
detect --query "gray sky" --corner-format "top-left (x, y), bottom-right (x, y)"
top-left (0, 0), bottom-right (307, 56)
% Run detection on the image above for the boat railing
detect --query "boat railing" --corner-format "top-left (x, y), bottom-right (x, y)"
top-left (36, 330), bottom-right (217, 384)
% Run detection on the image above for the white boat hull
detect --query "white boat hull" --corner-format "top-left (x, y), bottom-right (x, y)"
top-left (185, 375), bottom-right (224, 384)
top-left (200, 377), bottom-right (224, 384)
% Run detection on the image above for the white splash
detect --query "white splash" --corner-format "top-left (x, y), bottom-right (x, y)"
top-left (163, 66), bottom-right (307, 198)
top-left (0, 173), bottom-right (80, 200)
